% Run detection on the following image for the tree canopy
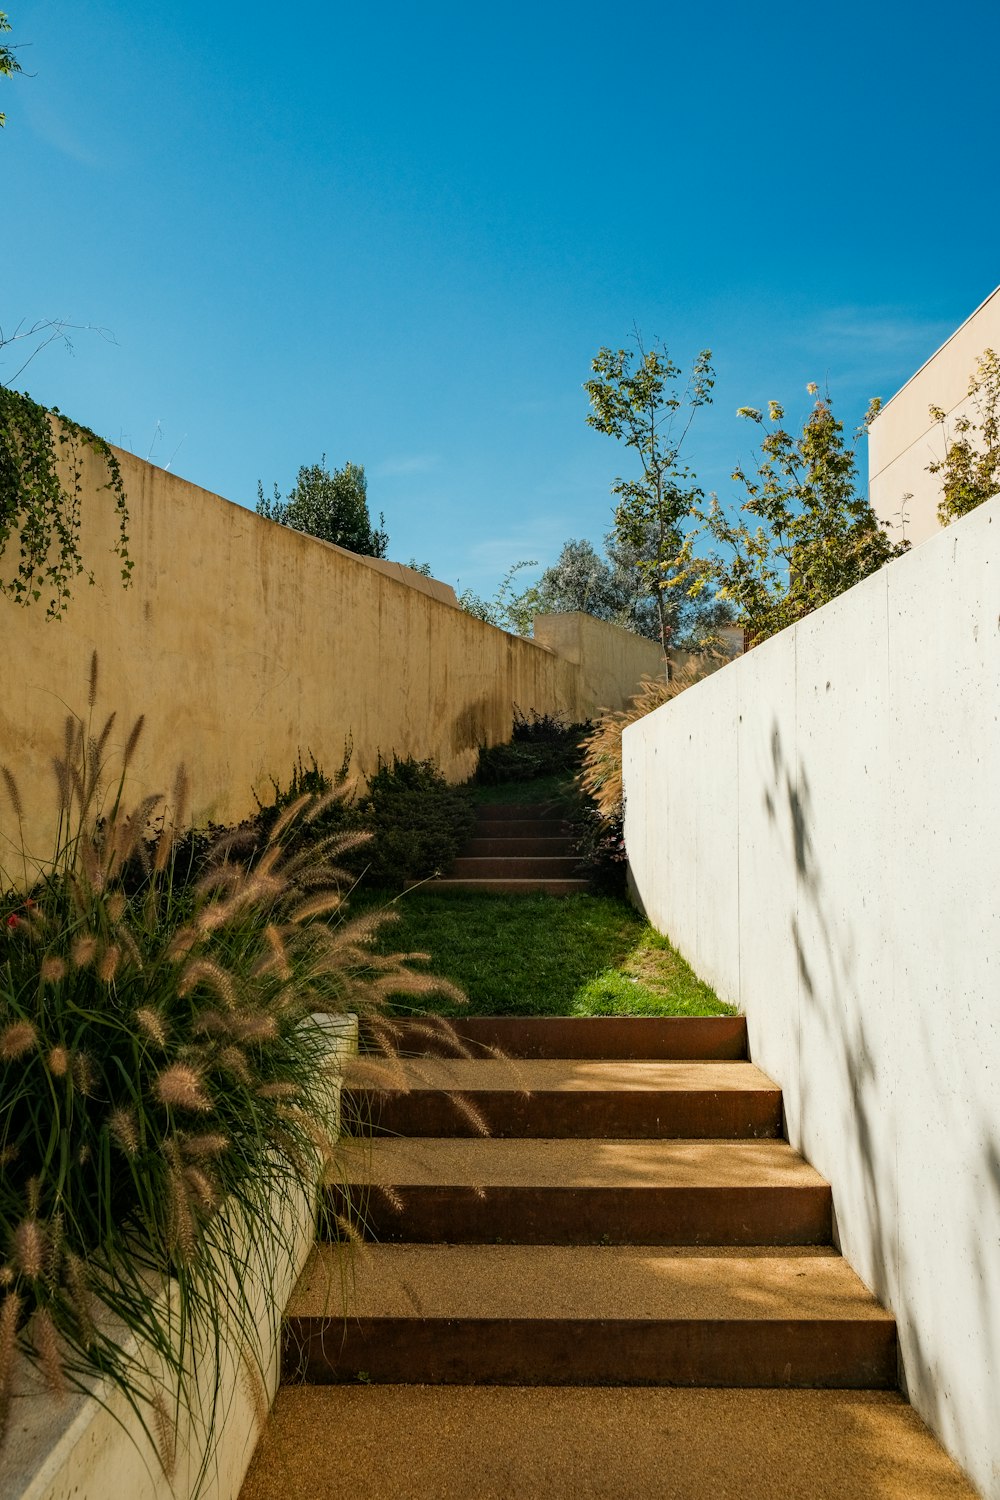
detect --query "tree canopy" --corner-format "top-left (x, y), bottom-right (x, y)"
top-left (256, 457), bottom-right (388, 558)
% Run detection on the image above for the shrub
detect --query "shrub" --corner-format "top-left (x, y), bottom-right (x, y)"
top-left (360, 755), bottom-right (475, 886)
top-left (475, 709), bottom-right (589, 785)
top-left (0, 660), bottom-right (449, 1476)
top-left (577, 663), bottom-right (716, 820)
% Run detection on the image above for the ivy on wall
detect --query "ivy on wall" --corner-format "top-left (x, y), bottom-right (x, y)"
top-left (0, 388), bottom-right (131, 618)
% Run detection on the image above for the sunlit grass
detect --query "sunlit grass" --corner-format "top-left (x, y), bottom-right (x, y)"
top-left (358, 888), bottom-right (734, 1018)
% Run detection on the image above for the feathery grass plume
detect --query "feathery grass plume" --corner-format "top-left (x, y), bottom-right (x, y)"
top-left (71, 933), bottom-right (98, 968)
top-left (151, 1391), bottom-right (177, 1478)
top-left (266, 791), bottom-right (313, 847)
top-left (1, 682), bottom-right (462, 1489)
top-left (30, 1307), bottom-right (67, 1393)
top-left (72, 1053), bottom-right (95, 1096)
top-left (1, 1020), bottom-right (37, 1059)
top-left (97, 944), bottom-right (121, 984)
top-left (1, 765), bottom-right (23, 820)
top-left (135, 1007), bottom-right (168, 1049)
top-left (87, 650), bottom-right (99, 709)
top-left (154, 765), bottom-right (190, 874)
top-left (578, 660), bottom-right (719, 818)
top-left (13, 1219), bottom-right (46, 1279)
top-left (156, 1064), bottom-right (213, 1113)
top-left (177, 957), bottom-right (238, 1009)
top-left (120, 714), bottom-right (146, 773)
top-left (251, 922), bottom-right (291, 981)
top-left (109, 1109), bottom-right (140, 1157)
top-left (0, 1292), bottom-right (22, 1439)
top-left (179, 1134), bottom-right (229, 1160)
top-left (47, 1046), bottom-right (69, 1076)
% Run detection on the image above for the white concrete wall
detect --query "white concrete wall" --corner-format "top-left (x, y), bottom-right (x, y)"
top-left (870, 285), bottom-right (1000, 547)
top-left (623, 497), bottom-right (1000, 1500)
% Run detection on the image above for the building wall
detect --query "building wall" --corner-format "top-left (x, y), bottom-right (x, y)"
top-left (622, 495), bottom-right (1000, 1499)
top-left (869, 285), bottom-right (1000, 547)
top-left (0, 442), bottom-right (659, 864)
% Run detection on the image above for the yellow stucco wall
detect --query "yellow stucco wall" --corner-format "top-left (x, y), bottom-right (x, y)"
top-left (0, 443), bottom-right (660, 863)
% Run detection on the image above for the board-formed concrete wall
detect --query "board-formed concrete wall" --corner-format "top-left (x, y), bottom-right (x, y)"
top-left (870, 285), bottom-right (1000, 548)
top-left (0, 442), bottom-right (660, 864)
top-left (622, 495), bottom-right (1000, 1499)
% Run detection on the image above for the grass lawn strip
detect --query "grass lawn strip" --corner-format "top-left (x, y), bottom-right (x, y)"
top-left (358, 888), bottom-right (734, 1019)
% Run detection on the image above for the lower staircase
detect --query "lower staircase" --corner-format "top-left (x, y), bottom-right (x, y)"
top-left (240, 1017), bottom-right (975, 1500)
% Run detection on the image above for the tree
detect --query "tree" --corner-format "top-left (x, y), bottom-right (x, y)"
top-left (681, 386), bottom-right (909, 644)
top-left (456, 560), bottom-right (537, 632)
top-left (928, 348), bottom-right (1000, 525)
top-left (256, 456), bottom-right (388, 558)
top-left (585, 335), bottom-right (714, 664)
top-left (0, 11), bottom-right (22, 129)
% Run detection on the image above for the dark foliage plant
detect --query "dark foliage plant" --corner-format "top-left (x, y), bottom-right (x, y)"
top-left (360, 756), bottom-right (475, 886)
top-left (475, 709), bottom-right (589, 786)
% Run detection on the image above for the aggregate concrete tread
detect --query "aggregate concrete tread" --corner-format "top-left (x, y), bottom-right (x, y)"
top-left (348, 1059), bottom-right (783, 1137)
top-left (289, 1242), bottom-right (890, 1323)
top-left (240, 1387), bottom-right (977, 1500)
top-left (357, 1059), bottom-right (778, 1093)
top-left (330, 1139), bottom-right (832, 1244)
top-left (335, 1137), bottom-right (826, 1189)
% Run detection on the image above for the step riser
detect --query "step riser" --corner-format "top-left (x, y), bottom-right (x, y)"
top-left (465, 837), bottom-right (574, 857)
top-left (329, 1184), bottom-right (832, 1246)
top-left (430, 879), bottom-right (590, 895)
top-left (475, 820), bottom-right (569, 838)
top-left (385, 1016), bottom-right (748, 1060)
top-left (284, 1318), bottom-right (896, 1389)
top-left (475, 805), bottom-right (571, 821)
top-left (345, 1090), bottom-right (783, 1139)
top-left (450, 857), bottom-right (581, 878)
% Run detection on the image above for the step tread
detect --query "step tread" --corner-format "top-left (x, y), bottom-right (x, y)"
top-left (240, 1387), bottom-right (979, 1500)
top-left (289, 1243), bottom-right (892, 1323)
top-left (350, 1058), bottom-right (779, 1095)
top-left (465, 837), bottom-right (575, 855)
top-left (333, 1137), bottom-right (826, 1190)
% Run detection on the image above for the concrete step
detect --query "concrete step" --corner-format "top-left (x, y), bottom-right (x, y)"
top-left (329, 1138), bottom-right (832, 1245)
top-left (430, 877), bottom-right (590, 895)
top-left (385, 1015), bottom-right (748, 1059)
top-left (464, 835), bottom-right (575, 857)
top-left (474, 818), bottom-right (569, 839)
top-left (283, 1243), bottom-right (896, 1387)
top-left (240, 1386), bottom-right (978, 1500)
top-left (475, 803), bottom-right (572, 821)
top-left (345, 1059), bottom-right (783, 1138)
top-left (449, 855), bottom-right (581, 879)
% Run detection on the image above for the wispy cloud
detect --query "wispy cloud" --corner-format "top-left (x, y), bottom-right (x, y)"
top-left (24, 97), bottom-right (107, 170)
top-left (373, 453), bottom-right (438, 478)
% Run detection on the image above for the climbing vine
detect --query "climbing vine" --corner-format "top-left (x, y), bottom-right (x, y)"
top-left (0, 387), bottom-right (131, 618)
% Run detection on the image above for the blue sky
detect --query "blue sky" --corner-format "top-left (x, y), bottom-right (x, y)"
top-left (3, 0), bottom-right (997, 595)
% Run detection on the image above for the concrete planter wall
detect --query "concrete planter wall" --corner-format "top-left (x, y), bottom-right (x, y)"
top-left (0, 1013), bottom-right (357, 1500)
top-left (622, 497), bottom-right (1000, 1499)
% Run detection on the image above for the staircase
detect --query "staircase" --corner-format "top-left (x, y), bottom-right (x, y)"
top-left (431, 801), bottom-right (589, 895)
top-left (240, 1017), bottom-right (976, 1499)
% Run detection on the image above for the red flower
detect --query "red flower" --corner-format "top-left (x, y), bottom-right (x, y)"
top-left (5, 914), bottom-right (20, 929)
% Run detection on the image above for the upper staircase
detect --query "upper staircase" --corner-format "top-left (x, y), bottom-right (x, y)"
top-left (431, 801), bottom-right (589, 895)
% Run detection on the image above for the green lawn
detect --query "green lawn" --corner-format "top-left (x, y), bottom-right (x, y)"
top-left (356, 887), bottom-right (734, 1018)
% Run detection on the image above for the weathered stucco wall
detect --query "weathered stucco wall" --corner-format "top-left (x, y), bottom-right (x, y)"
top-left (622, 495), bottom-right (1000, 1499)
top-left (0, 444), bottom-right (659, 864)
top-left (869, 285), bottom-right (1000, 547)
top-left (533, 611), bottom-right (665, 713)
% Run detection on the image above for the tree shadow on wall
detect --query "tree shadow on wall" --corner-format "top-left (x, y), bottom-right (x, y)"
top-left (764, 720), bottom-right (1000, 1483)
